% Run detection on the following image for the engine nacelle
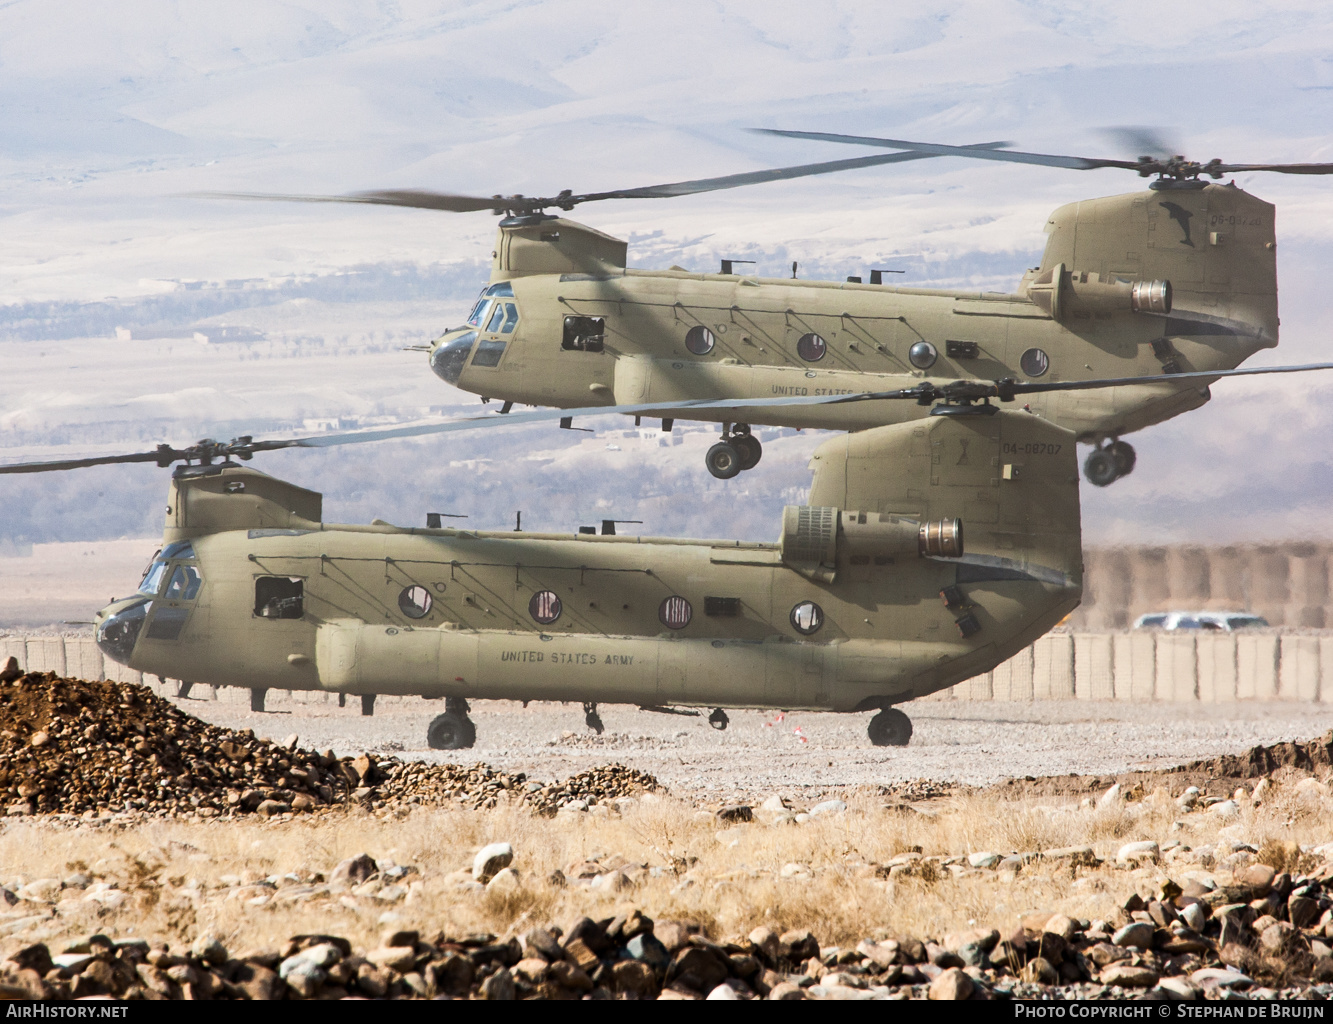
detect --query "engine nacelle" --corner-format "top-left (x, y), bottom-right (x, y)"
top-left (780, 506), bottom-right (963, 580)
top-left (1027, 262), bottom-right (1171, 321)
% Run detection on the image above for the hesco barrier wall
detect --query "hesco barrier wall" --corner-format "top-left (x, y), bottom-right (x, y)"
top-left (5, 631), bottom-right (1333, 704)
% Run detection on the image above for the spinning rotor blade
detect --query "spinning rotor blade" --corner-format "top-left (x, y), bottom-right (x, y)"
top-left (7, 362), bottom-right (1333, 476)
top-left (189, 142), bottom-right (1011, 216)
top-left (755, 128), bottom-right (1333, 179)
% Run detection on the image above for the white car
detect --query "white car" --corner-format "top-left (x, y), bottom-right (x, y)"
top-left (1132, 611), bottom-right (1269, 632)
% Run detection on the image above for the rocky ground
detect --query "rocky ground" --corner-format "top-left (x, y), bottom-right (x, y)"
top-left (4, 669), bottom-right (1333, 999)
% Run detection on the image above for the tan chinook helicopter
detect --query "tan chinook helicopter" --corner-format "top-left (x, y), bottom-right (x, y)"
top-left (204, 130), bottom-right (1333, 487)
top-left (6, 364), bottom-right (1329, 749)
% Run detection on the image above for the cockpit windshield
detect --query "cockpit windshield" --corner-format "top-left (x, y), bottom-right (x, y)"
top-left (466, 298), bottom-right (492, 328)
top-left (139, 562), bottom-right (168, 596)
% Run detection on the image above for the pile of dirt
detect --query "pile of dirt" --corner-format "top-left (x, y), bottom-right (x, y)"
top-left (992, 730), bottom-right (1333, 802)
top-left (0, 671), bottom-right (659, 819)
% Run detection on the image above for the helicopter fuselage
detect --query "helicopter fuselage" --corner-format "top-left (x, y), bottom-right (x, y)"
top-left (430, 182), bottom-right (1276, 445)
top-left (92, 408), bottom-right (1082, 718)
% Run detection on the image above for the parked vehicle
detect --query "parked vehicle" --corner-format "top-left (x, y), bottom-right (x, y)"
top-left (1132, 612), bottom-right (1269, 632)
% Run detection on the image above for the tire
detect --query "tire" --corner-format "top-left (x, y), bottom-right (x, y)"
top-left (1107, 441), bottom-right (1136, 477)
top-left (427, 711), bottom-right (476, 750)
top-left (867, 708), bottom-right (912, 747)
top-left (1083, 448), bottom-right (1119, 487)
top-left (708, 708), bottom-right (729, 731)
top-left (705, 442), bottom-right (743, 480)
top-left (733, 434), bottom-right (762, 471)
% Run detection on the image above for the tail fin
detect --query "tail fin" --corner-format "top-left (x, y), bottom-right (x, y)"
top-left (1027, 183), bottom-right (1277, 346)
top-left (801, 409), bottom-right (1082, 702)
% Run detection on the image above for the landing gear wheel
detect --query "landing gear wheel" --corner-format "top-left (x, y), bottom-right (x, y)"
top-left (427, 711), bottom-right (476, 750)
top-left (868, 708), bottom-right (913, 747)
top-left (705, 442), bottom-right (743, 480)
top-left (1107, 440), bottom-right (1136, 478)
top-left (1083, 448), bottom-right (1120, 487)
top-left (583, 702), bottom-right (604, 735)
top-left (708, 708), bottom-right (729, 731)
top-left (733, 434), bottom-right (762, 471)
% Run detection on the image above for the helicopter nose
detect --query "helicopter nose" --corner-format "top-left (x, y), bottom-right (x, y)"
top-left (94, 596), bottom-right (151, 665)
top-left (430, 330), bottom-right (478, 385)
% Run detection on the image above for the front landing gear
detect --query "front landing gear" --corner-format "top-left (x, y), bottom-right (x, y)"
top-left (584, 702), bottom-right (605, 735)
top-left (1083, 439), bottom-right (1136, 487)
top-left (708, 708), bottom-right (729, 731)
top-left (868, 708), bottom-right (912, 747)
top-left (705, 424), bottom-right (763, 480)
top-left (427, 696), bottom-right (477, 750)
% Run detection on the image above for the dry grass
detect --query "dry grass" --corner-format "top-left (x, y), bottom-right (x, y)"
top-left (4, 775), bottom-right (1333, 957)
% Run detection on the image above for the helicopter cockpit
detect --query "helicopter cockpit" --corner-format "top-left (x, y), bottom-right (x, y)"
top-left (430, 282), bottom-right (520, 385)
top-left (95, 540), bottom-right (205, 663)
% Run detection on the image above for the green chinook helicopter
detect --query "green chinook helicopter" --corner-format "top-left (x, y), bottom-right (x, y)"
top-left (5, 364), bottom-right (1330, 749)
top-left (201, 130), bottom-right (1332, 487)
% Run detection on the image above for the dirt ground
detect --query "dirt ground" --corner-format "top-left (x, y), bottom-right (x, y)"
top-left (149, 692), bottom-right (1333, 804)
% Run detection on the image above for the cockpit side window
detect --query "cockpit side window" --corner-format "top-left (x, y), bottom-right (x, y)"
top-left (485, 303), bottom-right (507, 333)
top-left (499, 302), bottom-right (519, 334)
top-left (255, 576), bottom-right (304, 619)
top-left (165, 565), bottom-right (204, 601)
top-left (485, 282), bottom-right (515, 297)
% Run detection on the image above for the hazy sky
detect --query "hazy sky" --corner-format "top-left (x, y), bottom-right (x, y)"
top-left (4, 1), bottom-right (1333, 545)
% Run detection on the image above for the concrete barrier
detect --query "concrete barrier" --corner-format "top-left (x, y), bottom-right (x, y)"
top-left (5, 629), bottom-right (1333, 703)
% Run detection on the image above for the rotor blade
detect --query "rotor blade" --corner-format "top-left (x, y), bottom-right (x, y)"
top-left (570, 142), bottom-right (1012, 202)
top-left (755, 129), bottom-right (1141, 171)
top-left (0, 449), bottom-right (172, 475)
top-left (1214, 162), bottom-right (1333, 175)
top-left (1098, 126), bottom-right (1179, 160)
top-left (187, 190), bottom-right (505, 213)
top-left (9, 362), bottom-right (1333, 475)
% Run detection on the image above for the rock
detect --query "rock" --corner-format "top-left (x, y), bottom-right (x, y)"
top-left (1102, 965), bottom-right (1159, 988)
top-left (1211, 800), bottom-right (1240, 818)
top-left (968, 852), bottom-right (1002, 869)
top-left (487, 867), bottom-right (521, 892)
top-left (1177, 786), bottom-right (1200, 811)
top-left (548, 961), bottom-right (593, 992)
top-left (366, 946), bottom-right (417, 973)
top-left (611, 960), bottom-right (657, 997)
top-left (653, 922), bottom-right (692, 954)
top-left (1020, 958), bottom-right (1058, 985)
top-left (808, 799), bottom-right (847, 817)
top-left (706, 982), bottom-right (743, 1000)
top-left (928, 966), bottom-right (973, 1000)
top-left (279, 957), bottom-right (325, 997)
top-left (330, 853), bottom-right (378, 887)
top-left (351, 753), bottom-right (377, 785)
top-left (479, 966), bottom-right (515, 1000)
top-left (748, 926), bottom-right (780, 962)
top-left (190, 935), bottom-right (227, 965)
top-left (1111, 922), bottom-right (1154, 949)
top-left (779, 862), bottom-right (812, 879)
top-left (626, 933), bottom-right (671, 971)
top-left (716, 804), bottom-right (753, 824)
top-left (668, 947), bottom-right (729, 993)
top-left (1098, 783), bottom-right (1123, 808)
top-left (1190, 968), bottom-right (1253, 990)
top-left (767, 981), bottom-right (806, 1000)
top-left (232, 963), bottom-right (283, 1001)
top-left (779, 930), bottom-right (819, 963)
top-left (1043, 915), bottom-right (1078, 942)
top-left (564, 938), bottom-right (601, 973)
top-left (1240, 863), bottom-right (1276, 893)
top-left (472, 842), bottom-right (514, 882)
top-left (290, 794), bottom-right (315, 812)
top-left (1155, 976), bottom-right (1201, 1001)
top-left (759, 794), bottom-right (788, 813)
top-left (1116, 840), bottom-right (1160, 864)
top-left (1043, 845), bottom-right (1099, 867)
top-left (1259, 921), bottom-right (1300, 954)
top-left (0, 657), bottom-right (20, 683)
top-left (29, 731), bottom-right (49, 748)
top-left (523, 927), bottom-right (563, 962)
top-left (1291, 895), bottom-right (1320, 929)
top-left (855, 940), bottom-right (899, 969)
top-left (283, 733), bottom-right (299, 749)
top-left (1179, 903), bottom-right (1207, 933)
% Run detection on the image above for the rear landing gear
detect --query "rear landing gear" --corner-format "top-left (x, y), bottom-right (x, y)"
top-left (427, 696), bottom-right (477, 750)
top-left (705, 424), bottom-right (763, 480)
top-left (1083, 439), bottom-right (1136, 487)
top-left (868, 708), bottom-right (912, 747)
top-left (708, 708), bottom-right (729, 731)
top-left (584, 702), bottom-right (605, 735)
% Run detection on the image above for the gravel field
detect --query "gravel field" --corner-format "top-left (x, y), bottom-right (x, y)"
top-left (157, 694), bottom-right (1333, 801)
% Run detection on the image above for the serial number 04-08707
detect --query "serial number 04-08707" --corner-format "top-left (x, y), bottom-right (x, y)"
top-left (1002, 442), bottom-right (1062, 455)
